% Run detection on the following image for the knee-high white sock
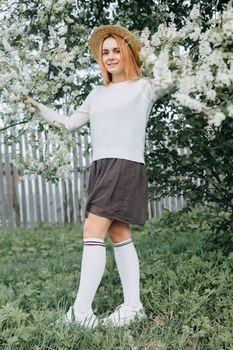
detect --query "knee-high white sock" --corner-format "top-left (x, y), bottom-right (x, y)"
top-left (113, 238), bottom-right (142, 308)
top-left (73, 237), bottom-right (106, 315)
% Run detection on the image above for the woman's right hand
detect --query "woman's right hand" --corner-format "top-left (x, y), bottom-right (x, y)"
top-left (20, 95), bottom-right (39, 109)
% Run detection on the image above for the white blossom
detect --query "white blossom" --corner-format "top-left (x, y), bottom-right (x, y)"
top-left (205, 89), bottom-right (216, 101)
top-left (178, 20), bottom-right (195, 37)
top-left (222, 7), bottom-right (233, 34)
top-left (208, 112), bottom-right (226, 126)
top-left (140, 45), bottom-right (154, 61)
top-left (62, 85), bottom-right (70, 92)
top-left (227, 105), bottom-right (233, 117)
top-left (199, 39), bottom-right (212, 57)
top-left (58, 25), bottom-right (68, 35)
top-left (151, 49), bottom-right (173, 91)
top-left (177, 75), bottom-right (195, 95)
top-left (0, 119), bottom-right (4, 128)
top-left (173, 93), bottom-right (204, 112)
top-left (140, 27), bottom-right (151, 44)
top-left (206, 50), bottom-right (224, 66)
top-left (215, 69), bottom-right (233, 87)
top-left (147, 52), bottom-right (158, 64)
top-left (151, 33), bottom-right (161, 47)
top-left (189, 4), bottom-right (200, 20)
top-left (189, 27), bottom-right (201, 41)
top-left (2, 38), bottom-right (12, 51)
top-left (42, 0), bottom-right (53, 8)
top-left (208, 29), bottom-right (224, 45)
top-left (169, 12), bottom-right (175, 21)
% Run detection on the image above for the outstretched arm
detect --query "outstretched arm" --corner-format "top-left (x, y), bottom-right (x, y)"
top-left (21, 90), bottom-right (92, 131)
top-left (37, 100), bottom-right (90, 131)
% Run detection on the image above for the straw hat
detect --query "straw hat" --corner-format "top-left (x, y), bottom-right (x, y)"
top-left (89, 24), bottom-right (143, 67)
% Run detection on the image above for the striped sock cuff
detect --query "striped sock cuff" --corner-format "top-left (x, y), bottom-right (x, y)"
top-left (113, 238), bottom-right (133, 248)
top-left (83, 237), bottom-right (105, 247)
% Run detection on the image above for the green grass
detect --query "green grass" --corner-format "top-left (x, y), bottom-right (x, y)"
top-left (0, 210), bottom-right (232, 350)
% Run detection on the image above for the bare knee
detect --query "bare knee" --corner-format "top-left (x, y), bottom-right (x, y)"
top-left (83, 212), bottom-right (114, 239)
top-left (107, 220), bottom-right (131, 243)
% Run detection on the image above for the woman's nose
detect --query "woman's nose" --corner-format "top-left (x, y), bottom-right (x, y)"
top-left (108, 51), bottom-right (115, 59)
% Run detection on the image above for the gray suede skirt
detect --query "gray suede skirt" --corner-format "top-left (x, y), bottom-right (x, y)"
top-left (85, 158), bottom-right (149, 227)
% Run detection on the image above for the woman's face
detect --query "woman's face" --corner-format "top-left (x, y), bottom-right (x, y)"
top-left (102, 37), bottom-right (125, 76)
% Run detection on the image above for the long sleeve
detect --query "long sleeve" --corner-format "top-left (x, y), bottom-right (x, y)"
top-left (37, 89), bottom-right (93, 131)
top-left (143, 69), bottom-right (173, 104)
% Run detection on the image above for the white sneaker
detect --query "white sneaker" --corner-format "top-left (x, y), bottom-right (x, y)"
top-left (59, 306), bottom-right (99, 329)
top-left (102, 303), bottom-right (147, 327)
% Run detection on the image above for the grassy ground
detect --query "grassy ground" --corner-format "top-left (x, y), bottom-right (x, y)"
top-left (0, 210), bottom-right (232, 350)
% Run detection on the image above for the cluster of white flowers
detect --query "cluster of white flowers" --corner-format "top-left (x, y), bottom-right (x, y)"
top-left (208, 111), bottom-right (226, 127)
top-left (12, 126), bottom-right (75, 181)
top-left (227, 104), bottom-right (233, 117)
top-left (52, 50), bottom-right (76, 70)
top-left (189, 4), bottom-right (201, 20)
top-left (172, 93), bottom-right (204, 113)
top-left (0, 0), bottom-right (90, 180)
top-left (41, 0), bottom-right (53, 9)
top-left (222, 6), bottom-right (233, 33)
top-left (140, 3), bottom-right (233, 127)
top-left (152, 49), bottom-right (173, 91)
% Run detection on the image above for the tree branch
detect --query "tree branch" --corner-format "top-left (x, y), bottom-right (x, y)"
top-left (0, 120), bottom-right (28, 132)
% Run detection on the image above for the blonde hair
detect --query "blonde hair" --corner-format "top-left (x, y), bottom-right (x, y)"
top-left (98, 34), bottom-right (142, 85)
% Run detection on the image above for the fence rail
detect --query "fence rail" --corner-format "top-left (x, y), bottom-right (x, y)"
top-left (0, 128), bottom-right (185, 228)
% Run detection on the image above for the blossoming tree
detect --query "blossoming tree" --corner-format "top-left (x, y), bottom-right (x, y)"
top-left (1, 1), bottom-right (232, 233)
top-left (140, 3), bottom-right (233, 234)
top-left (0, 0), bottom-right (100, 180)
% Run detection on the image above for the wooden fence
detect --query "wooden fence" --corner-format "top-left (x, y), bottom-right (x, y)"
top-left (0, 128), bottom-right (185, 228)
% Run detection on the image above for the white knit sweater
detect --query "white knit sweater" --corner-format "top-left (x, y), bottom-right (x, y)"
top-left (37, 76), bottom-right (173, 164)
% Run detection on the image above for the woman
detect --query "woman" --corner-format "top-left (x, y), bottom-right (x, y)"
top-left (21, 24), bottom-right (173, 328)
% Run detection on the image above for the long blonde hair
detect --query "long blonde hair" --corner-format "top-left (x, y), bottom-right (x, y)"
top-left (98, 34), bottom-right (142, 85)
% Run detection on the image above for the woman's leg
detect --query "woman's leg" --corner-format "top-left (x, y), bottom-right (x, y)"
top-left (107, 221), bottom-right (142, 309)
top-left (70, 212), bottom-right (114, 319)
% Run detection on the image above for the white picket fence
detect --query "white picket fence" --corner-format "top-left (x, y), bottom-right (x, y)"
top-left (0, 128), bottom-right (185, 228)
